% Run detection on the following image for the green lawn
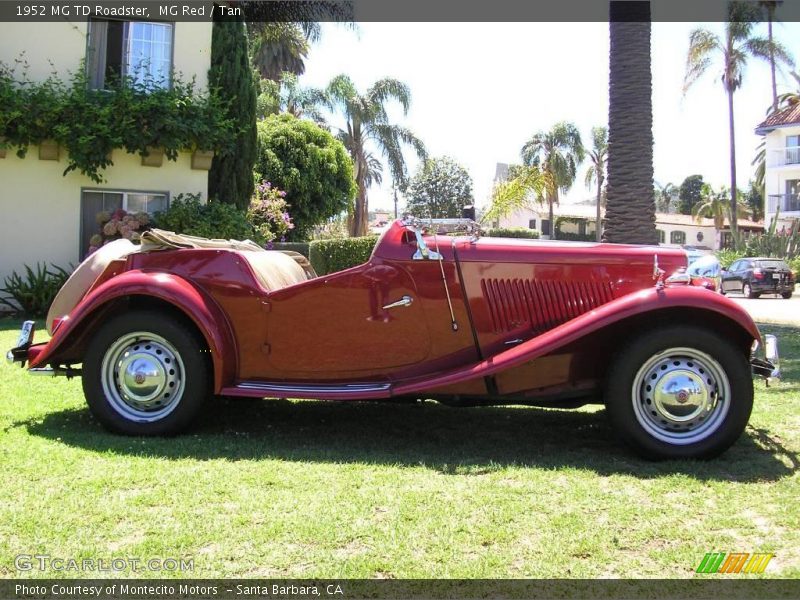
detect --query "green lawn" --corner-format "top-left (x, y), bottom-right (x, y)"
top-left (0, 318), bottom-right (798, 579)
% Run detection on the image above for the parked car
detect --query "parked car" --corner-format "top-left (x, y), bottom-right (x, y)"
top-left (720, 257), bottom-right (795, 299)
top-left (686, 254), bottom-right (722, 291)
top-left (7, 218), bottom-right (779, 460)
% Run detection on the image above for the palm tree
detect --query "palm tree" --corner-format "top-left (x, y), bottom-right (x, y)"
top-left (655, 182), bottom-right (678, 214)
top-left (758, 1), bottom-right (788, 113)
top-left (256, 72), bottom-right (328, 123)
top-left (684, 1), bottom-right (793, 247)
top-left (521, 122), bottom-right (585, 240)
top-left (250, 23), bottom-right (311, 81)
top-left (482, 165), bottom-right (551, 226)
top-left (584, 126), bottom-right (608, 242)
top-left (605, 1), bottom-right (657, 245)
top-left (692, 184), bottom-right (750, 248)
top-left (326, 75), bottom-right (426, 236)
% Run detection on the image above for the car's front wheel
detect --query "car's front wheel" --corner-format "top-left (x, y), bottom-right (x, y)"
top-left (605, 326), bottom-right (753, 460)
top-left (82, 310), bottom-right (210, 435)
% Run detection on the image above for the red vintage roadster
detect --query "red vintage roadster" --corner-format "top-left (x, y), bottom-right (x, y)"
top-left (7, 217), bottom-right (779, 459)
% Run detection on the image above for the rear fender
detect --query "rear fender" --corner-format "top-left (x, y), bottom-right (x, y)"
top-left (29, 270), bottom-right (236, 392)
top-left (394, 286), bottom-right (760, 396)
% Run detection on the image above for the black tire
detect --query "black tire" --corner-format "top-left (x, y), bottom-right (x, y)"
top-left (604, 325), bottom-right (753, 460)
top-left (782, 291), bottom-right (793, 299)
top-left (743, 283), bottom-right (758, 299)
top-left (82, 310), bottom-right (210, 435)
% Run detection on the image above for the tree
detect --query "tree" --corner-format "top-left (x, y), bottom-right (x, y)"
top-left (744, 180), bottom-right (764, 222)
top-left (521, 121), bottom-right (585, 240)
top-left (482, 165), bottom-right (550, 226)
top-left (249, 23), bottom-right (310, 81)
top-left (655, 181), bottom-right (678, 213)
top-left (406, 157), bottom-right (474, 219)
top-left (605, 1), bottom-right (657, 245)
top-left (692, 184), bottom-right (750, 247)
top-left (254, 114), bottom-right (356, 240)
top-left (208, 19), bottom-right (258, 209)
top-left (678, 175), bottom-right (705, 215)
top-left (683, 1), bottom-right (793, 246)
top-left (326, 75), bottom-right (426, 236)
top-left (256, 72), bottom-right (327, 123)
top-left (758, 1), bottom-right (790, 113)
top-left (584, 126), bottom-right (608, 242)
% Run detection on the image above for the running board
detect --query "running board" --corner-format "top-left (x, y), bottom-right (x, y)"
top-left (221, 381), bottom-right (393, 400)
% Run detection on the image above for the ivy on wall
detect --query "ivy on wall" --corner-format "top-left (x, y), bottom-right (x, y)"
top-left (0, 60), bottom-right (235, 183)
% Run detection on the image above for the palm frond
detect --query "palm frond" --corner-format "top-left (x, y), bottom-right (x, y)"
top-left (683, 28), bottom-right (719, 93)
top-left (366, 78), bottom-right (412, 115)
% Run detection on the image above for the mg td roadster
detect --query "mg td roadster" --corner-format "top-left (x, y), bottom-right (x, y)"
top-left (7, 217), bottom-right (780, 459)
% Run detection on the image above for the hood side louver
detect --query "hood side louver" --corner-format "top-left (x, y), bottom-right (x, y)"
top-left (480, 278), bottom-right (615, 334)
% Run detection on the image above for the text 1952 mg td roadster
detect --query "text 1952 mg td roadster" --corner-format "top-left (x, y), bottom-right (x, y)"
top-left (7, 217), bottom-right (779, 459)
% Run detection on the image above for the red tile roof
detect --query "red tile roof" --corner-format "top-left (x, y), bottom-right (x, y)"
top-left (755, 101), bottom-right (800, 134)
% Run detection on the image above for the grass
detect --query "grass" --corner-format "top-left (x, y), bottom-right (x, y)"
top-left (0, 318), bottom-right (798, 579)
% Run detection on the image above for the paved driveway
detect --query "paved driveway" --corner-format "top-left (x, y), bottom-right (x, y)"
top-left (726, 286), bottom-right (800, 326)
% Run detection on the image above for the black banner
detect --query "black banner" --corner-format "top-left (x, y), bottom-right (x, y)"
top-left (2, 0), bottom-right (800, 23)
top-left (3, 579), bottom-right (800, 600)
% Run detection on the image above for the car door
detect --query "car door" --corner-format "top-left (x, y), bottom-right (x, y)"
top-left (263, 260), bottom-right (432, 378)
top-left (722, 260), bottom-right (739, 292)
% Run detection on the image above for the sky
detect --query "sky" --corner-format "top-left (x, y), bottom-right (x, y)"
top-left (300, 20), bottom-right (800, 212)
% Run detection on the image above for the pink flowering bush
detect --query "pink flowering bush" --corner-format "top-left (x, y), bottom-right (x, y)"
top-left (88, 209), bottom-right (151, 254)
top-left (247, 181), bottom-right (294, 244)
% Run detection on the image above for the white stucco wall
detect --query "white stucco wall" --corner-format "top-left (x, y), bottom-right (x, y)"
top-left (0, 148), bottom-right (207, 285)
top-left (0, 21), bottom-right (212, 89)
top-left (763, 125), bottom-right (800, 229)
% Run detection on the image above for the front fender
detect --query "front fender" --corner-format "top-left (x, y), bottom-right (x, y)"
top-left (29, 270), bottom-right (236, 392)
top-left (394, 285), bottom-right (760, 395)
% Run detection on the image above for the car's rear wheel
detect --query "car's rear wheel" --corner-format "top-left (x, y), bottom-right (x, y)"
top-left (82, 310), bottom-right (210, 435)
top-left (743, 283), bottom-right (758, 299)
top-left (604, 325), bottom-right (752, 460)
top-left (782, 291), bottom-right (793, 299)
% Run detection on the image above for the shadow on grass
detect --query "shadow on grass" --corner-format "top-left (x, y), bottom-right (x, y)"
top-left (16, 397), bottom-right (798, 482)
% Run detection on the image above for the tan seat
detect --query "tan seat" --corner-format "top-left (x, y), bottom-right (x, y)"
top-left (237, 251), bottom-right (309, 291)
top-left (46, 238), bottom-right (138, 334)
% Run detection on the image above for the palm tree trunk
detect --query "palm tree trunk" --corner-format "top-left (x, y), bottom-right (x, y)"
top-left (596, 177), bottom-right (603, 242)
top-left (727, 86), bottom-right (739, 247)
top-left (604, 1), bottom-right (657, 245)
top-left (350, 180), bottom-right (368, 237)
top-left (768, 16), bottom-right (778, 113)
top-left (548, 189), bottom-right (556, 240)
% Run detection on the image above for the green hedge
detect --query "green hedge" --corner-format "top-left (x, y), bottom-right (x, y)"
top-left (555, 232), bottom-right (595, 242)
top-left (486, 227), bottom-right (540, 239)
top-left (309, 236), bottom-right (379, 275)
top-left (268, 242), bottom-right (310, 258)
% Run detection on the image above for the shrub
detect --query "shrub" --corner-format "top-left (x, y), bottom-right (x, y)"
top-left (788, 256), bottom-right (800, 281)
top-left (715, 248), bottom-right (745, 269)
top-left (89, 209), bottom-right (151, 254)
top-left (153, 194), bottom-right (257, 241)
top-left (0, 60), bottom-right (234, 183)
top-left (0, 263), bottom-right (72, 317)
top-left (247, 181), bottom-right (294, 242)
top-left (309, 236), bottom-right (379, 275)
top-left (268, 242), bottom-right (310, 258)
top-left (555, 232), bottom-right (595, 242)
top-left (255, 114), bottom-right (356, 240)
top-left (486, 227), bottom-right (540, 239)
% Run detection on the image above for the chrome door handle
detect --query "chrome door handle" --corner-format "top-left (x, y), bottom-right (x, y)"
top-left (383, 295), bottom-right (414, 310)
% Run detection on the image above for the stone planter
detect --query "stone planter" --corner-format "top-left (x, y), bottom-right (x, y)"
top-left (141, 146), bottom-right (164, 167)
top-left (191, 149), bottom-right (214, 171)
top-left (38, 139), bottom-right (60, 161)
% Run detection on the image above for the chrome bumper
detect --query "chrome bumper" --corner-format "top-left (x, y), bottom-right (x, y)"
top-left (751, 334), bottom-right (780, 381)
top-left (6, 320), bottom-right (35, 367)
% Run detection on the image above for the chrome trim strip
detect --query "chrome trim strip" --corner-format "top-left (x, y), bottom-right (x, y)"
top-left (235, 382), bottom-right (392, 394)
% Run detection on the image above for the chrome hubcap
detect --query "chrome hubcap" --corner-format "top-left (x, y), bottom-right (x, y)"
top-left (632, 347), bottom-right (730, 445)
top-left (101, 332), bottom-right (185, 422)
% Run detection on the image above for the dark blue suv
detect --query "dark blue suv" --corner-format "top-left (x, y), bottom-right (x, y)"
top-left (721, 258), bottom-right (795, 299)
